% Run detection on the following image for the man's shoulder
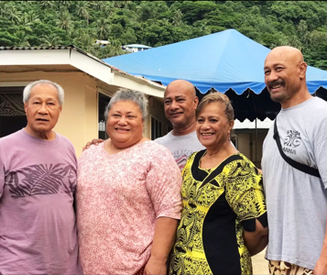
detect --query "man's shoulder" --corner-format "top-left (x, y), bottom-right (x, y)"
top-left (154, 131), bottom-right (172, 144)
top-left (155, 130), bottom-right (198, 142)
top-left (155, 131), bottom-right (203, 147)
top-left (155, 131), bottom-right (204, 156)
top-left (0, 129), bottom-right (23, 146)
top-left (299, 97), bottom-right (327, 114)
top-left (293, 97), bottom-right (327, 126)
top-left (55, 132), bottom-right (74, 146)
top-left (54, 133), bottom-right (76, 157)
top-left (312, 97), bottom-right (327, 113)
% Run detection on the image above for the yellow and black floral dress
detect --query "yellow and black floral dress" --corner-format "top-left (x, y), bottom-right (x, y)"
top-left (169, 150), bottom-right (267, 275)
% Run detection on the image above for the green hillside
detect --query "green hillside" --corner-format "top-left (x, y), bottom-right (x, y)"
top-left (1, 1), bottom-right (326, 69)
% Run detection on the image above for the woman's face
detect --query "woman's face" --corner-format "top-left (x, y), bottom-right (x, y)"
top-left (196, 101), bottom-right (233, 151)
top-left (106, 100), bottom-right (144, 149)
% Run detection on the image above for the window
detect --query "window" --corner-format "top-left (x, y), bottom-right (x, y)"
top-left (0, 87), bottom-right (27, 138)
top-left (151, 116), bottom-right (162, 140)
top-left (98, 93), bottom-right (110, 139)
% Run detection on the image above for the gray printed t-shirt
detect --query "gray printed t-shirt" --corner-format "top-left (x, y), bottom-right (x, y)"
top-left (262, 97), bottom-right (327, 270)
top-left (0, 129), bottom-right (82, 275)
top-left (155, 130), bottom-right (205, 171)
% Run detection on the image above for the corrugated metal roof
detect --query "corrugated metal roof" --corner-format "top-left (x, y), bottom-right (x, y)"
top-left (0, 45), bottom-right (71, 50)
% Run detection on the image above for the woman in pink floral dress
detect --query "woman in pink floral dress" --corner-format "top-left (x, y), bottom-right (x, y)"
top-left (76, 89), bottom-right (182, 275)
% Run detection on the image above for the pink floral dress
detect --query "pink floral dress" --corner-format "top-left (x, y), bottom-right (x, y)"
top-left (76, 141), bottom-right (182, 274)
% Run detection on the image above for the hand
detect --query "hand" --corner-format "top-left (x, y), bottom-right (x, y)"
top-left (314, 256), bottom-right (327, 275)
top-left (143, 255), bottom-right (167, 275)
top-left (82, 138), bottom-right (104, 151)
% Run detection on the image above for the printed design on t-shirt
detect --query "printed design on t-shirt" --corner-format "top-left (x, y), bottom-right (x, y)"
top-left (6, 163), bottom-right (76, 199)
top-left (173, 149), bottom-right (194, 171)
top-left (283, 130), bottom-right (301, 155)
top-left (284, 130), bottom-right (301, 148)
top-left (175, 155), bottom-right (189, 171)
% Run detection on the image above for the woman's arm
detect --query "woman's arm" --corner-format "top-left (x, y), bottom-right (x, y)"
top-left (144, 217), bottom-right (178, 275)
top-left (82, 138), bottom-right (104, 151)
top-left (243, 218), bottom-right (268, 256)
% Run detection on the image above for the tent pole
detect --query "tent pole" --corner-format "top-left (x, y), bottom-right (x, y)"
top-left (255, 118), bottom-right (258, 167)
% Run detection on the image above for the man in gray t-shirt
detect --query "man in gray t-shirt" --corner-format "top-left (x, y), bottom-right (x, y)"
top-left (262, 46), bottom-right (327, 274)
top-left (155, 79), bottom-right (204, 170)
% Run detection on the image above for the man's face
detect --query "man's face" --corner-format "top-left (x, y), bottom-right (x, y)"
top-left (163, 83), bottom-right (198, 129)
top-left (264, 48), bottom-right (305, 106)
top-left (24, 83), bottom-right (62, 139)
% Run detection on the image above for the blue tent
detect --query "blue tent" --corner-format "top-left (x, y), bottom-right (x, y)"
top-left (103, 29), bottom-right (327, 121)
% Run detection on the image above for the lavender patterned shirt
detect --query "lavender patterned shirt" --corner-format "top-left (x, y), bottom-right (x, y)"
top-left (0, 129), bottom-right (82, 275)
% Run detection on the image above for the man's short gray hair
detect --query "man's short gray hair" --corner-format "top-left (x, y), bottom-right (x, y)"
top-left (23, 80), bottom-right (64, 105)
top-left (104, 89), bottom-right (148, 121)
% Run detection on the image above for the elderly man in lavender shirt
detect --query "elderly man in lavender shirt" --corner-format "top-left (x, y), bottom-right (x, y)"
top-left (0, 80), bottom-right (82, 274)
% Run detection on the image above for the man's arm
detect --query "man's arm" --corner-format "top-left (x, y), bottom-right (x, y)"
top-left (144, 217), bottom-right (178, 275)
top-left (0, 157), bottom-right (4, 198)
top-left (314, 224), bottom-right (327, 274)
top-left (243, 218), bottom-right (268, 256)
top-left (313, 119), bottom-right (327, 274)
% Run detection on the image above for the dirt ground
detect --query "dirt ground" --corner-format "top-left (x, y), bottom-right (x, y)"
top-left (252, 248), bottom-right (269, 275)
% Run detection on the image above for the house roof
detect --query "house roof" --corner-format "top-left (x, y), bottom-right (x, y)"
top-left (0, 45), bottom-right (165, 98)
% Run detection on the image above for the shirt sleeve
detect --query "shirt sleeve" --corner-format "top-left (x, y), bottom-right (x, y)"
top-left (145, 146), bottom-right (183, 220)
top-left (314, 117), bottom-right (327, 189)
top-left (224, 158), bottom-right (267, 231)
top-left (0, 156), bottom-right (4, 198)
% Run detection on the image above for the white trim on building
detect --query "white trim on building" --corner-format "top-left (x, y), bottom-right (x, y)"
top-left (0, 46), bottom-right (165, 98)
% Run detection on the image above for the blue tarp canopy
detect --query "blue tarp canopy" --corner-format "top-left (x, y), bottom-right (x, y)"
top-left (103, 29), bottom-right (327, 121)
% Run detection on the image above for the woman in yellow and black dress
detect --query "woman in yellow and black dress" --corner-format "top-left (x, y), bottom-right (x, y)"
top-left (169, 92), bottom-right (268, 275)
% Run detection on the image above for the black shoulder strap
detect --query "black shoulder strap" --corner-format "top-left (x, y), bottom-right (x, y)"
top-left (273, 118), bottom-right (320, 178)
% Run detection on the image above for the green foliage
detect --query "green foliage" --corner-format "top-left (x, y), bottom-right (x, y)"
top-left (0, 1), bottom-right (326, 67)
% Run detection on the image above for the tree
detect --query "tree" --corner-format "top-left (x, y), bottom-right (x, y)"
top-left (270, 1), bottom-right (305, 23)
top-left (56, 9), bottom-right (74, 33)
top-left (72, 28), bottom-right (95, 52)
top-left (0, 1), bottom-right (327, 69)
top-left (5, 3), bottom-right (22, 23)
top-left (15, 30), bottom-right (31, 47)
top-left (91, 1), bottom-right (108, 11)
top-left (39, 1), bottom-right (54, 10)
top-left (56, 1), bottom-right (73, 10)
top-left (0, 1), bottom-right (7, 17)
top-left (297, 20), bottom-right (310, 49)
top-left (41, 34), bottom-right (63, 47)
top-left (0, 31), bottom-right (18, 46)
top-left (75, 1), bottom-right (89, 25)
top-left (172, 9), bottom-right (183, 27)
top-left (95, 18), bottom-right (110, 40)
top-left (176, 1), bottom-right (219, 25)
top-left (307, 29), bottom-right (327, 69)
